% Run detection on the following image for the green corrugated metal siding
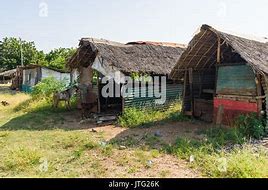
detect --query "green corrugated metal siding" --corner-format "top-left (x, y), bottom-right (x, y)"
top-left (124, 84), bottom-right (183, 109)
top-left (217, 64), bottom-right (256, 96)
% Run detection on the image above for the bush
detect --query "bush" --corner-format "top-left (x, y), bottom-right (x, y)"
top-left (118, 101), bottom-right (189, 128)
top-left (31, 77), bottom-right (68, 101)
top-left (205, 127), bottom-right (245, 147)
top-left (235, 113), bottom-right (265, 140)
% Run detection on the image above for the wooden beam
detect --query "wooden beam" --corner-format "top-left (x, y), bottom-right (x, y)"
top-left (194, 40), bottom-right (218, 69)
top-left (189, 68), bottom-right (194, 114)
top-left (185, 33), bottom-right (213, 69)
top-left (96, 71), bottom-right (101, 113)
top-left (217, 35), bottom-right (221, 64)
top-left (182, 70), bottom-right (187, 113)
top-left (176, 30), bottom-right (208, 71)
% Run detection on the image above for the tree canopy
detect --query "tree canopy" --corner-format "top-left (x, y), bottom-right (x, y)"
top-left (0, 37), bottom-right (76, 72)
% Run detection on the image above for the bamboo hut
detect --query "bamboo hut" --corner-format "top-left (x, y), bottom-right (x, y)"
top-left (171, 24), bottom-right (268, 125)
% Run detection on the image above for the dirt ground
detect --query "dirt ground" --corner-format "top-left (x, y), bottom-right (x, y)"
top-left (56, 111), bottom-right (211, 178)
top-left (0, 84), bottom-right (207, 177)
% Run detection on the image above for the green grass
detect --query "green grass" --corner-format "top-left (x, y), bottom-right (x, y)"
top-left (1, 84), bottom-right (268, 178)
top-left (164, 128), bottom-right (268, 178)
top-left (0, 85), bottom-right (186, 177)
top-left (118, 101), bottom-right (190, 128)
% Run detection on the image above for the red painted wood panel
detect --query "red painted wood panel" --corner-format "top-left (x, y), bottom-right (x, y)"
top-left (213, 98), bottom-right (258, 125)
top-left (214, 99), bottom-right (258, 112)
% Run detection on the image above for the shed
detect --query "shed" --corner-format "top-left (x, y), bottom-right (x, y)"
top-left (0, 69), bottom-right (16, 84)
top-left (171, 24), bottom-right (268, 125)
top-left (68, 38), bottom-right (186, 114)
top-left (11, 65), bottom-right (71, 92)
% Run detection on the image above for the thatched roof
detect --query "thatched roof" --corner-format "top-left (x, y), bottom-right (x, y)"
top-left (68, 38), bottom-right (185, 75)
top-left (21, 64), bottom-right (70, 73)
top-left (171, 24), bottom-right (268, 79)
top-left (0, 69), bottom-right (16, 77)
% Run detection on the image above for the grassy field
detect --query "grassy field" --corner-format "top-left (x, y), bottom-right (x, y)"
top-left (0, 84), bottom-right (197, 178)
top-left (1, 84), bottom-right (268, 178)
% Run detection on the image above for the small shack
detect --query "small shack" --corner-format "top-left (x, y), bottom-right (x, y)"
top-left (12, 65), bottom-right (71, 92)
top-left (68, 38), bottom-right (185, 114)
top-left (0, 69), bottom-right (16, 84)
top-left (171, 25), bottom-right (268, 125)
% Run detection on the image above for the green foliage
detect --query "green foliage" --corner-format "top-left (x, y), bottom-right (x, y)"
top-left (204, 127), bottom-right (245, 147)
top-left (130, 72), bottom-right (152, 82)
top-left (118, 102), bottom-right (189, 128)
top-left (235, 113), bottom-right (266, 139)
top-left (31, 77), bottom-right (68, 101)
top-left (42, 48), bottom-right (76, 71)
top-left (0, 37), bottom-right (43, 71)
top-left (0, 37), bottom-right (76, 72)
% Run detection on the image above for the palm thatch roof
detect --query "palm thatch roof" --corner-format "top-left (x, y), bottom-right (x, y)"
top-left (0, 69), bottom-right (17, 77)
top-left (68, 38), bottom-right (186, 75)
top-left (171, 24), bottom-right (268, 79)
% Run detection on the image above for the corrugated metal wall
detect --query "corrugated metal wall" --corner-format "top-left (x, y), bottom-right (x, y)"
top-left (124, 83), bottom-right (183, 110)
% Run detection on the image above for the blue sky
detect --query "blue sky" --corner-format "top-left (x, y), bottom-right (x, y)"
top-left (1, 0), bottom-right (267, 52)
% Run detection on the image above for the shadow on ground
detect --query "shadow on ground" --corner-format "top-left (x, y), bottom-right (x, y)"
top-left (0, 107), bottom-right (100, 131)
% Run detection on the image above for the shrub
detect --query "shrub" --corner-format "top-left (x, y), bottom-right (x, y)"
top-left (205, 127), bottom-right (245, 147)
top-left (118, 101), bottom-right (189, 128)
top-left (31, 77), bottom-right (68, 101)
top-left (235, 113), bottom-right (265, 140)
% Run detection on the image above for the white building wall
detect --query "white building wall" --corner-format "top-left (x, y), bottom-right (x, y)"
top-left (41, 68), bottom-right (71, 83)
top-left (23, 68), bottom-right (37, 86)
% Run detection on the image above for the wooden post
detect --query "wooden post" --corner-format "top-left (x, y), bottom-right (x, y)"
top-left (189, 68), bottom-right (194, 115)
top-left (182, 70), bottom-right (187, 113)
top-left (263, 74), bottom-right (268, 131)
top-left (96, 71), bottom-right (101, 113)
top-left (216, 104), bottom-right (224, 125)
top-left (256, 74), bottom-right (263, 117)
top-left (217, 35), bottom-right (221, 64)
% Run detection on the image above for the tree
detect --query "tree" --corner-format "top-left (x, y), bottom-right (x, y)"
top-left (42, 48), bottom-right (76, 71)
top-left (0, 37), bottom-right (76, 72)
top-left (0, 37), bottom-right (44, 71)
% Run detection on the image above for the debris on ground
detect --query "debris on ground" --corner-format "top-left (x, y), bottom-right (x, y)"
top-left (189, 155), bottom-right (195, 163)
top-left (119, 145), bottom-right (127, 150)
top-left (91, 128), bottom-right (97, 133)
top-left (154, 130), bottom-right (162, 137)
top-left (1, 101), bottom-right (10, 106)
top-left (99, 141), bottom-right (107, 147)
top-left (98, 115), bottom-right (117, 122)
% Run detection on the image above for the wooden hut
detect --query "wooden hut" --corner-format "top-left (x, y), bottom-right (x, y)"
top-left (0, 69), bottom-right (16, 84)
top-left (171, 24), bottom-right (268, 125)
top-left (68, 38), bottom-right (186, 114)
top-left (11, 65), bottom-right (71, 92)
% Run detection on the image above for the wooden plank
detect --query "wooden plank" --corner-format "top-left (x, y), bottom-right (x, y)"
top-left (216, 104), bottom-right (224, 125)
